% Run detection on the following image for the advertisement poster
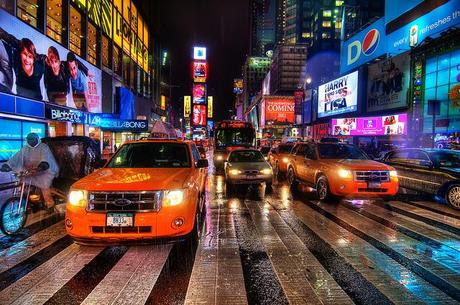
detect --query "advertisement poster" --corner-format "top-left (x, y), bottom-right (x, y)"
top-left (331, 113), bottom-right (407, 136)
top-left (192, 105), bottom-right (206, 126)
top-left (0, 10), bottom-right (102, 113)
top-left (184, 96), bottom-right (191, 117)
top-left (207, 96), bottom-right (213, 118)
top-left (193, 47), bottom-right (207, 60)
top-left (233, 78), bottom-right (243, 94)
top-left (318, 71), bottom-right (358, 118)
top-left (367, 54), bottom-right (410, 112)
top-left (193, 84), bottom-right (206, 104)
top-left (264, 97), bottom-right (295, 124)
top-left (193, 61), bottom-right (207, 83)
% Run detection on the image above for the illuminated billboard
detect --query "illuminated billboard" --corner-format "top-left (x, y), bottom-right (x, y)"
top-left (318, 71), bottom-right (358, 118)
top-left (207, 96), bottom-right (213, 118)
top-left (233, 79), bottom-right (243, 94)
top-left (193, 47), bottom-right (207, 60)
top-left (184, 96), bottom-right (191, 117)
top-left (193, 84), bottom-right (206, 104)
top-left (0, 10), bottom-right (102, 113)
top-left (193, 61), bottom-right (207, 83)
top-left (264, 97), bottom-right (295, 124)
top-left (331, 113), bottom-right (407, 136)
top-left (192, 105), bottom-right (207, 126)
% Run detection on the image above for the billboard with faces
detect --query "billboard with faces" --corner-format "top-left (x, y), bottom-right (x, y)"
top-left (0, 10), bottom-right (102, 113)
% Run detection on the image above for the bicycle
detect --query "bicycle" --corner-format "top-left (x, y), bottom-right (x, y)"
top-left (0, 170), bottom-right (66, 235)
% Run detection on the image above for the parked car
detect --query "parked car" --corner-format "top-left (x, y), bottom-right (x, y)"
top-left (65, 139), bottom-right (208, 243)
top-left (268, 143), bottom-right (294, 178)
top-left (224, 149), bottom-right (273, 194)
top-left (382, 148), bottom-right (460, 209)
top-left (287, 142), bottom-right (399, 201)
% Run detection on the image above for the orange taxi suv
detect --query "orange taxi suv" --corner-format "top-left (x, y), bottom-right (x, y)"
top-left (65, 139), bottom-right (208, 243)
top-left (287, 142), bottom-right (398, 201)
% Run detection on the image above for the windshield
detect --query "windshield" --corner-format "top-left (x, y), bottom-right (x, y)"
top-left (430, 151), bottom-right (460, 169)
top-left (215, 128), bottom-right (255, 148)
top-left (107, 143), bottom-right (190, 168)
top-left (318, 144), bottom-right (368, 160)
top-left (229, 150), bottom-right (265, 163)
top-left (278, 145), bottom-right (293, 153)
top-left (260, 147), bottom-right (270, 154)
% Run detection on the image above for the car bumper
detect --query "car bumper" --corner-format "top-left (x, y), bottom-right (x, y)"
top-left (330, 180), bottom-right (399, 197)
top-left (227, 174), bottom-right (273, 185)
top-left (65, 202), bottom-right (197, 242)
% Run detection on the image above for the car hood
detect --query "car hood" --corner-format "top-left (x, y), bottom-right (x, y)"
top-left (71, 168), bottom-right (192, 191)
top-left (228, 161), bottom-right (271, 171)
top-left (326, 159), bottom-right (393, 171)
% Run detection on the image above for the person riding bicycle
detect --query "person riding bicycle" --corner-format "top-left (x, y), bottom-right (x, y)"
top-left (1, 133), bottom-right (59, 210)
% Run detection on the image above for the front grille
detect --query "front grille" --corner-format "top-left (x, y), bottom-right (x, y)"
top-left (358, 188), bottom-right (388, 193)
top-left (92, 226), bottom-right (152, 234)
top-left (88, 191), bottom-right (162, 212)
top-left (354, 171), bottom-right (389, 182)
top-left (244, 170), bottom-right (259, 175)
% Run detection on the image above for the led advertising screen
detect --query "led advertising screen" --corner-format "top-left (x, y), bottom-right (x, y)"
top-left (367, 54), bottom-right (410, 112)
top-left (264, 97), bottom-right (295, 124)
top-left (192, 105), bottom-right (207, 126)
top-left (233, 78), bottom-right (243, 94)
top-left (207, 96), bottom-right (213, 118)
top-left (331, 113), bottom-right (407, 136)
top-left (193, 84), bottom-right (206, 104)
top-left (184, 96), bottom-right (191, 117)
top-left (193, 61), bottom-right (207, 83)
top-left (193, 47), bottom-right (207, 60)
top-left (0, 10), bottom-right (102, 113)
top-left (318, 71), bottom-right (358, 118)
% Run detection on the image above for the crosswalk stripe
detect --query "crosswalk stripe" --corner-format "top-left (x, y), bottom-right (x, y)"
top-left (402, 200), bottom-right (460, 220)
top-left (0, 243), bottom-right (102, 305)
top-left (0, 221), bottom-right (67, 273)
top-left (44, 246), bottom-right (129, 305)
top-left (247, 200), bottom-right (354, 305)
top-left (185, 203), bottom-right (248, 305)
top-left (80, 244), bottom-right (172, 305)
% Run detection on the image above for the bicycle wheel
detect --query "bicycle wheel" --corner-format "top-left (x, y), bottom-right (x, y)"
top-left (0, 196), bottom-right (28, 235)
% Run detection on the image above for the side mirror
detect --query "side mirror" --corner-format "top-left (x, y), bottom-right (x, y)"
top-left (197, 159), bottom-right (209, 168)
top-left (419, 160), bottom-right (433, 168)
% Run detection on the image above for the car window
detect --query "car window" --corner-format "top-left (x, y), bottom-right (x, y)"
top-left (279, 145), bottom-right (293, 153)
top-left (295, 144), bottom-right (308, 156)
top-left (387, 150), bottom-right (410, 163)
top-left (107, 143), bottom-right (191, 168)
top-left (229, 150), bottom-right (265, 162)
top-left (305, 145), bottom-right (317, 160)
top-left (431, 151), bottom-right (460, 168)
top-left (317, 144), bottom-right (368, 160)
top-left (408, 151), bottom-right (430, 161)
top-left (191, 144), bottom-right (201, 164)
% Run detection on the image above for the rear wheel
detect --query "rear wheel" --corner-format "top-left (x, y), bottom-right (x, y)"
top-left (0, 196), bottom-right (28, 235)
top-left (446, 184), bottom-right (460, 210)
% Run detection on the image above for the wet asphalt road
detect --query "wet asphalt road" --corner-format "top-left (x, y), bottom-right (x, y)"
top-left (0, 168), bottom-right (460, 305)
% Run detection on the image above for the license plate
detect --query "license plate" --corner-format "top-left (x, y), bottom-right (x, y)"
top-left (368, 182), bottom-right (381, 188)
top-left (106, 213), bottom-right (134, 227)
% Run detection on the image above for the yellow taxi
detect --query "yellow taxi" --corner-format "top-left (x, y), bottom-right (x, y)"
top-left (65, 139), bottom-right (208, 243)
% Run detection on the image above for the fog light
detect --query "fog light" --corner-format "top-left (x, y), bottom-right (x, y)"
top-left (65, 218), bottom-right (73, 229)
top-left (172, 217), bottom-right (184, 229)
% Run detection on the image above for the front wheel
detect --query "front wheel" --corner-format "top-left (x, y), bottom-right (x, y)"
top-left (0, 196), bottom-right (28, 235)
top-left (316, 176), bottom-right (336, 202)
top-left (287, 167), bottom-right (298, 194)
top-left (446, 184), bottom-right (460, 210)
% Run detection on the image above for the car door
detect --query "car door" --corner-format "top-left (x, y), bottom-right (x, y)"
top-left (301, 144), bottom-right (318, 185)
top-left (294, 144), bottom-right (311, 183)
top-left (385, 150), bottom-right (412, 189)
top-left (406, 150), bottom-right (440, 194)
top-left (191, 144), bottom-right (205, 194)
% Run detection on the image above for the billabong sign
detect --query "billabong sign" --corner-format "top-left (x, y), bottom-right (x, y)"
top-left (89, 114), bottom-right (148, 132)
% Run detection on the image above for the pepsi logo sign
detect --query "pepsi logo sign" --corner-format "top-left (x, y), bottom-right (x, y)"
top-left (347, 28), bottom-right (380, 65)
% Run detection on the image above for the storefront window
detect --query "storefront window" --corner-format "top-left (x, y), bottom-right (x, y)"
top-left (46, 0), bottom-right (64, 43)
top-left (102, 35), bottom-right (111, 69)
top-left (17, 0), bottom-right (41, 29)
top-left (0, 0), bottom-right (14, 14)
top-left (87, 22), bottom-right (97, 65)
top-left (114, 45), bottom-right (121, 76)
top-left (69, 6), bottom-right (83, 56)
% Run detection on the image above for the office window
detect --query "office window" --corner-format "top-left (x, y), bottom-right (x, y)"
top-left (114, 45), bottom-right (121, 76)
top-left (302, 32), bottom-right (311, 38)
top-left (17, 0), bottom-right (41, 28)
top-left (87, 22), bottom-right (97, 65)
top-left (69, 6), bottom-right (83, 56)
top-left (123, 52), bottom-right (130, 84)
top-left (0, 0), bottom-right (14, 14)
top-left (322, 32), bottom-right (331, 38)
top-left (323, 10), bottom-right (332, 17)
top-left (102, 35), bottom-right (111, 69)
top-left (322, 21), bottom-right (331, 27)
top-left (46, 0), bottom-right (63, 43)
top-left (336, 1), bottom-right (344, 6)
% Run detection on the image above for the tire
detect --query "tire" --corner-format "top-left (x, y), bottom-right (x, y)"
top-left (316, 176), bottom-right (335, 202)
top-left (445, 184), bottom-right (460, 210)
top-left (0, 196), bottom-right (28, 235)
top-left (287, 167), bottom-right (298, 193)
top-left (265, 181), bottom-right (273, 194)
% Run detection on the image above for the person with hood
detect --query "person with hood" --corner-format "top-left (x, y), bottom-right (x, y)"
top-left (1, 133), bottom-right (59, 210)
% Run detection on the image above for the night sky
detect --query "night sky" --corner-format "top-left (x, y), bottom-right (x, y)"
top-left (149, 0), bottom-right (249, 122)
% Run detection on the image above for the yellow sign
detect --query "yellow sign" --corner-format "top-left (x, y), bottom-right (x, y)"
top-left (184, 96), bottom-right (191, 117)
top-left (207, 96), bottom-right (213, 118)
top-left (161, 95), bottom-right (166, 110)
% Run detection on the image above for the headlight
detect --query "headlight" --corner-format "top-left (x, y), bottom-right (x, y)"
top-left (264, 156), bottom-right (268, 160)
top-left (390, 170), bottom-right (398, 178)
top-left (260, 168), bottom-right (272, 175)
top-left (338, 169), bottom-right (352, 179)
top-left (282, 157), bottom-right (289, 163)
top-left (68, 190), bottom-right (87, 207)
top-left (216, 155), bottom-right (223, 160)
top-left (229, 169), bottom-right (242, 176)
top-left (163, 190), bottom-right (185, 206)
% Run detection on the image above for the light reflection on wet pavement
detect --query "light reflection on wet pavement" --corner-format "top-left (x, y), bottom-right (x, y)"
top-left (0, 170), bottom-right (459, 305)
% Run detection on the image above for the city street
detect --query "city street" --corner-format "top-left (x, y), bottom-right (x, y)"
top-left (0, 167), bottom-right (459, 305)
